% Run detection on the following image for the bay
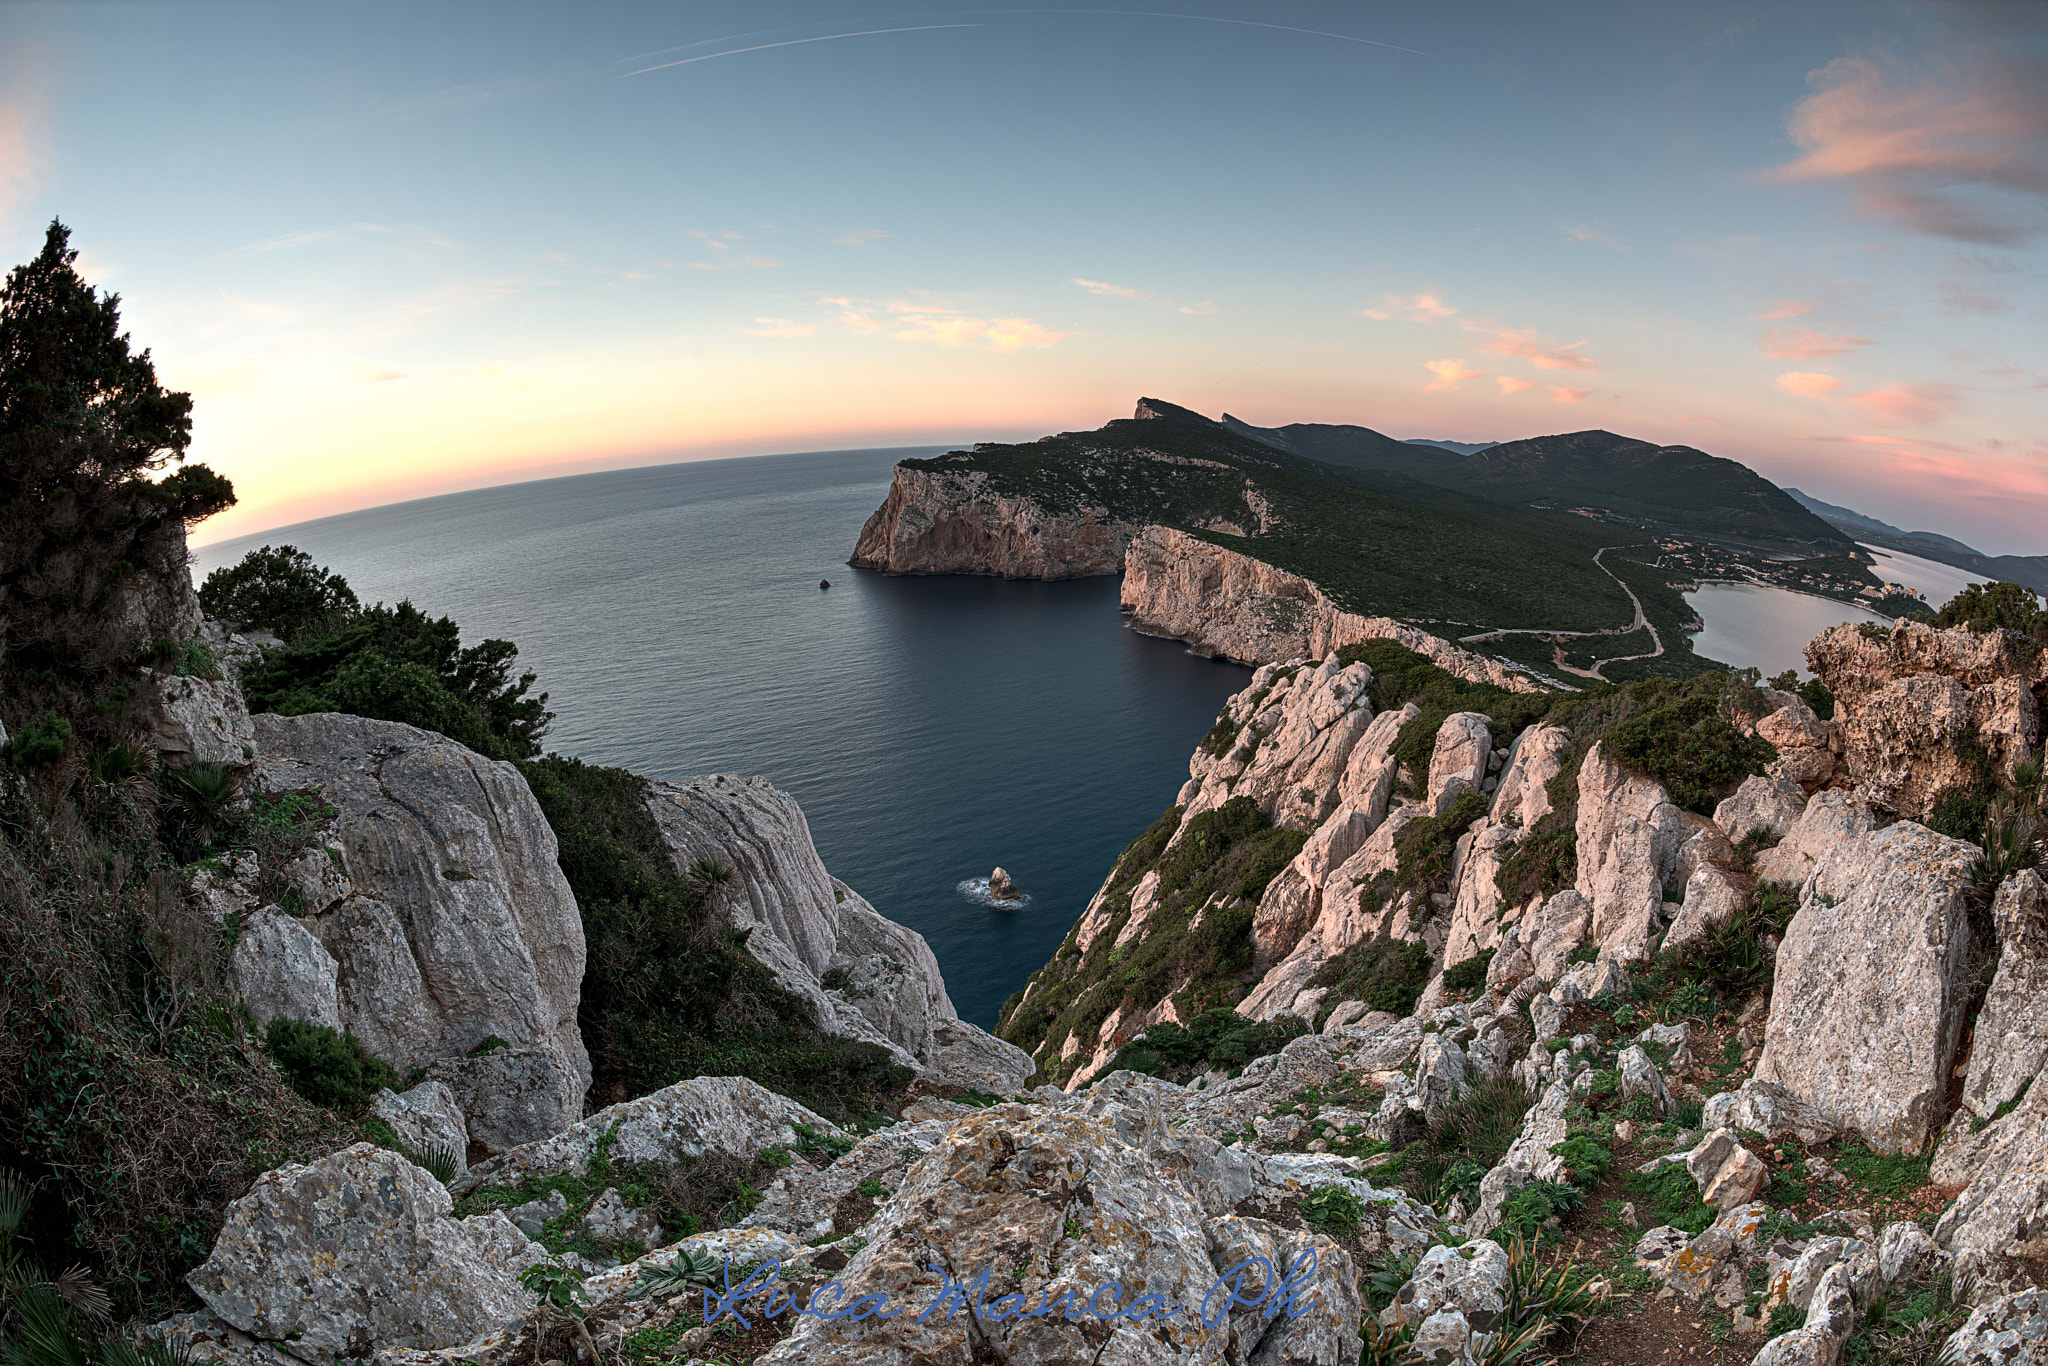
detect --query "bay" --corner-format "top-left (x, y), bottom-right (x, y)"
top-left (193, 448), bottom-right (1250, 1029)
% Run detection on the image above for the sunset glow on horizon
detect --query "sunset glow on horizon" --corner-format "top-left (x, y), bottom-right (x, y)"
top-left (4, 1), bottom-right (2043, 551)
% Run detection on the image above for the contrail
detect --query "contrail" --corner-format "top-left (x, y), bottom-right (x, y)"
top-left (1020, 9), bottom-right (1428, 56)
top-left (614, 29), bottom-right (788, 66)
top-left (618, 25), bottom-right (983, 78)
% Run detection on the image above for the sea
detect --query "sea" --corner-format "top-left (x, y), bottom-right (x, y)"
top-left (193, 448), bottom-right (1252, 1030)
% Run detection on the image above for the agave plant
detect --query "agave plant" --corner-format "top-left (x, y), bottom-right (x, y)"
top-left (1975, 795), bottom-right (2041, 895)
top-left (157, 762), bottom-right (240, 848)
top-left (630, 1247), bottom-right (719, 1300)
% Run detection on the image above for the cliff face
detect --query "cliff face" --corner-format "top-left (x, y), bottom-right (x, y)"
top-left (848, 463), bottom-right (1132, 578)
top-left (1122, 524), bottom-right (1544, 686)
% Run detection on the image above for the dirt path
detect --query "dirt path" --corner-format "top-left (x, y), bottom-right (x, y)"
top-left (1460, 546), bottom-right (1666, 682)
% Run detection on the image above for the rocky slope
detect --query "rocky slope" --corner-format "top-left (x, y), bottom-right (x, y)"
top-left (143, 607), bottom-right (2048, 1366)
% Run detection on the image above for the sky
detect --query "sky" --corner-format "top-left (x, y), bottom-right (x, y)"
top-left (2, 1), bottom-right (2045, 553)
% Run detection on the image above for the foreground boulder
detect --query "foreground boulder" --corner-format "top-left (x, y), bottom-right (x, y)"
top-left (187, 1145), bottom-right (541, 1365)
top-left (1932, 1067), bottom-right (2048, 1299)
top-left (1959, 869), bottom-right (2048, 1123)
top-left (1573, 742), bottom-right (1684, 964)
top-left (248, 713), bottom-right (590, 1145)
top-left (756, 1100), bottom-right (1362, 1366)
top-left (454, 1076), bottom-right (837, 1194)
top-left (1756, 821), bottom-right (1977, 1153)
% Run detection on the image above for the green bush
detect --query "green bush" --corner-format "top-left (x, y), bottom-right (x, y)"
top-left (198, 544), bottom-right (362, 643)
top-left (1607, 690), bottom-right (1775, 813)
top-left (1309, 934), bottom-right (1431, 1022)
top-left (1932, 581), bottom-right (2047, 638)
top-left (263, 1017), bottom-right (400, 1112)
top-left (520, 755), bottom-right (910, 1121)
top-left (1105, 1008), bottom-right (1307, 1083)
top-left (242, 598), bottom-right (551, 762)
top-left (1, 712), bottom-right (71, 771)
top-left (1299, 1184), bottom-right (1365, 1236)
top-left (1494, 814), bottom-right (1577, 904)
top-left (1395, 791), bottom-right (1491, 885)
top-left (1441, 949), bottom-right (1495, 995)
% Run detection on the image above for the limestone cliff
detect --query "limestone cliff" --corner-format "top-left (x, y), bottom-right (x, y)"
top-left (1123, 524), bottom-right (1545, 684)
top-left (642, 774), bottom-right (1034, 1093)
top-left (848, 462), bottom-right (1133, 578)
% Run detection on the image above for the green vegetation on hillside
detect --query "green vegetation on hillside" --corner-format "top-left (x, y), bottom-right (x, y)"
top-left (995, 796), bottom-right (1305, 1086)
top-left (903, 401), bottom-right (1724, 672)
top-left (518, 756), bottom-right (911, 1121)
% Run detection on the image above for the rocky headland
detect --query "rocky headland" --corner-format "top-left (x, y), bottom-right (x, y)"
top-left (83, 550), bottom-right (2048, 1366)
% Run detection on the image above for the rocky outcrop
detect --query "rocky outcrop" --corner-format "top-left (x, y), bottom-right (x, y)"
top-left (144, 669), bottom-right (256, 769)
top-left (1573, 742), bottom-right (1684, 964)
top-left (229, 909), bottom-right (343, 1032)
top-left (368, 1082), bottom-right (469, 1179)
top-left (642, 774), bottom-right (1031, 1092)
top-left (1122, 525), bottom-right (1544, 685)
top-left (1808, 620), bottom-right (2045, 819)
top-left (848, 463), bottom-right (1133, 578)
top-left (187, 1145), bottom-right (542, 1365)
top-left (1713, 774), bottom-right (1807, 844)
top-left (1957, 868), bottom-right (2048, 1123)
top-left (248, 712), bottom-right (590, 1146)
top-left (1751, 789), bottom-right (1878, 887)
top-left (1177, 657), bottom-right (1379, 832)
top-left (454, 1076), bottom-right (838, 1195)
top-left (1933, 1069), bottom-right (2048, 1300)
top-left (1756, 821), bottom-right (1979, 1153)
top-left (1491, 724), bottom-right (1570, 830)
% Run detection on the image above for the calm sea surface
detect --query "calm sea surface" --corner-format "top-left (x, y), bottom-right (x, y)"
top-left (1680, 542), bottom-right (1984, 679)
top-left (193, 449), bottom-right (1250, 1029)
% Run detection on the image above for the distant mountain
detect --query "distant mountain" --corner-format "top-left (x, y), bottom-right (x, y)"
top-left (1786, 488), bottom-right (2048, 596)
top-left (1409, 430), bottom-right (1855, 557)
top-left (1405, 438), bottom-right (1497, 457)
top-left (1219, 413), bottom-right (1457, 474)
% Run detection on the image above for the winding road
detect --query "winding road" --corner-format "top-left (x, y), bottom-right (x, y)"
top-left (1459, 545), bottom-right (1665, 682)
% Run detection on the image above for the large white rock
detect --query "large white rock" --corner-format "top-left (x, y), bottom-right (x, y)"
top-left (229, 908), bottom-right (342, 1032)
top-left (368, 1082), bottom-right (469, 1180)
top-left (755, 1100), bottom-right (1363, 1366)
top-left (1932, 1064), bottom-right (2048, 1299)
top-left (1960, 869), bottom-right (2048, 1122)
top-left (187, 1145), bottom-right (541, 1365)
top-left (423, 1048), bottom-right (582, 1159)
top-left (1940, 1288), bottom-right (2048, 1366)
top-left (1490, 725), bottom-right (1570, 831)
top-left (644, 774), bottom-right (1031, 1090)
top-left (454, 1076), bottom-right (838, 1194)
top-left (1756, 821), bottom-right (1978, 1153)
top-left (1573, 743), bottom-right (1685, 964)
top-left (1426, 712), bottom-right (1491, 815)
top-left (1752, 790), bottom-right (1879, 887)
top-left (145, 670), bottom-right (257, 769)
top-left (249, 713), bottom-right (589, 1140)
top-left (1662, 862), bottom-right (1747, 956)
top-left (1713, 774), bottom-right (1807, 844)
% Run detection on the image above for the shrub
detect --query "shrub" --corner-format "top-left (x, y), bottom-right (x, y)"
top-left (1395, 791), bottom-right (1491, 885)
top-left (263, 1017), bottom-right (401, 1112)
top-left (1, 712), bottom-right (71, 771)
top-left (1105, 1008), bottom-right (1307, 1084)
top-left (1495, 1179), bottom-right (1584, 1241)
top-left (1299, 1184), bottom-right (1365, 1236)
top-left (198, 545), bottom-right (362, 643)
top-left (1932, 581), bottom-right (2047, 638)
top-left (520, 755), bottom-right (910, 1120)
top-left (1630, 1158), bottom-right (1715, 1234)
top-left (1309, 934), bottom-right (1431, 1022)
top-left (1442, 949), bottom-right (1495, 996)
top-left (1495, 814), bottom-right (1577, 904)
top-left (1607, 690), bottom-right (1775, 813)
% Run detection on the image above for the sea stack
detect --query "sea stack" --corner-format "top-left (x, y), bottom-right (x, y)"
top-left (819, 578), bottom-right (831, 589)
top-left (989, 867), bottom-right (1020, 901)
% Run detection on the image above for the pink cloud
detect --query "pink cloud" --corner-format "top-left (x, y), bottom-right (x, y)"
top-left (1363, 292), bottom-right (1457, 322)
top-left (1753, 299), bottom-right (1815, 321)
top-left (1674, 413), bottom-right (1723, 425)
top-left (1072, 277), bottom-right (1146, 300)
top-left (1497, 375), bottom-right (1537, 395)
top-left (0, 55), bottom-right (46, 224)
top-left (1845, 382), bottom-right (1961, 426)
top-left (1758, 327), bottom-right (1874, 360)
top-left (1768, 49), bottom-right (2048, 244)
top-left (1935, 281), bottom-right (2011, 315)
top-left (1777, 371), bottom-right (1842, 396)
top-left (1480, 326), bottom-right (1595, 371)
top-left (1548, 386), bottom-right (1592, 403)
top-left (1422, 358), bottom-right (1484, 392)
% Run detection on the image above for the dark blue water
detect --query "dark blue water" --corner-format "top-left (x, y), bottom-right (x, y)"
top-left (193, 449), bottom-right (1250, 1028)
